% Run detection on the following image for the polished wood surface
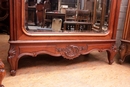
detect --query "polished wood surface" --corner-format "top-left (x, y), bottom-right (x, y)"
top-left (119, 0), bottom-right (130, 64)
top-left (8, 0), bottom-right (121, 76)
top-left (0, 59), bottom-right (5, 87)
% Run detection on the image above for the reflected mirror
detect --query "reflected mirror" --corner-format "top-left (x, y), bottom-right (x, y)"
top-left (24, 0), bottom-right (111, 34)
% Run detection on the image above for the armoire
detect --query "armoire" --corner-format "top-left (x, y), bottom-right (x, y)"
top-left (119, 0), bottom-right (130, 64)
top-left (8, 0), bottom-right (121, 76)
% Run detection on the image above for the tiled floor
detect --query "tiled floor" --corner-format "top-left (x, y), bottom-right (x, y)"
top-left (1, 34), bottom-right (130, 87)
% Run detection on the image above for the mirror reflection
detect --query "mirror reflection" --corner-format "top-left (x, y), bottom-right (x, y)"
top-left (25, 0), bottom-right (111, 33)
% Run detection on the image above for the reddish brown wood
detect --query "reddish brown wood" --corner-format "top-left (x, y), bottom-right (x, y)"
top-left (119, 0), bottom-right (130, 64)
top-left (8, 0), bottom-right (121, 76)
top-left (0, 59), bottom-right (5, 87)
top-left (36, 3), bottom-right (44, 26)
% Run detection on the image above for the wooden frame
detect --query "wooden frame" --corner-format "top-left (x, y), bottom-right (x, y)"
top-left (8, 0), bottom-right (121, 76)
top-left (119, 0), bottom-right (130, 64)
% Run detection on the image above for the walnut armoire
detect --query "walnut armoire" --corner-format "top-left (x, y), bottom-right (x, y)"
top-left (8, 0), bottom-right (121, 76)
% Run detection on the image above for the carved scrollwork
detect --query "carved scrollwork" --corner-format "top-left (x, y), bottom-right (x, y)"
top-left (119, 43), bottom-right (127, 64)
top-left (8, 46), bottom-right (16, 59)
top-left (8, 46), bottom-right (18, 76)
top-left (32, 52), bottom-right (38, 57)
top-left (57, 45), bottom-right (87, 59)
top-left (119, 43), bottom-right (127, 57)
top-left (119, 43), bottom-right (127, 51)
top-left (0, 0), bottom-right (8, 10)
top-left (112, 44), bottom-right (117, 52)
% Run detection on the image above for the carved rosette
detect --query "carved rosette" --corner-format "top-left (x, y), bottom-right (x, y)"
top-left (111, 44), bottom-right (117, 52)
top-left (8, 46), bottom-right (16, 60)
top-left (119, 43), bottom-right (127, 64)
top-left (119, 43), bottom-right (127, 52)
top-left (57, 45), bottom-right (87, 59)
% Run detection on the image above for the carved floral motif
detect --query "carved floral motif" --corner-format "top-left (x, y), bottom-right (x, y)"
top-left (119, 43), bottom-right (128, 64)
top-left (57, 45), bottom-right (87, 59)
top-left (120, 43), bottom-right (127, 51)
top-left (8, 46), bottom-right (16, 59)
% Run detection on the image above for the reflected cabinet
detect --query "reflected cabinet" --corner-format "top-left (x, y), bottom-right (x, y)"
top-left (8, 0), bottom-right (121, 75)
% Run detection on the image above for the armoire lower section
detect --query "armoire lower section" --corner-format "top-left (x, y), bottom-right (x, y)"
top-left (8, 40), bottom-right (117, 76)
top-left (119, 40), bottom-right (130, 64)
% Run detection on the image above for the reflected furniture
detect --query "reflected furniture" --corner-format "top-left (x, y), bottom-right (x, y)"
top-left (64, 9), bottom-right (77, 30)
top-left (0, 59), bottom-right (5, 87)
top-left (45, 11), bottom-right (65, 28)
top-left (119, 0), bottom-right (130, 64)
top-left (27, 6), bottom-right (37, 26)
top-left (77, 10), bottom-right (92, 31)
top-left (8, 0), bottom-right (121, 76)
top-left (46, 12), bottom-right (65, 17)
top-left (42, 9), bottom-right (52, 28)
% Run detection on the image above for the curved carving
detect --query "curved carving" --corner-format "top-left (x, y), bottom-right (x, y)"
top-left (0, 0), bottom-right (8, 10)
top-left (119, 43), bottom-right (127, 64)
top-left (8, 46), bottom-right (18, 76)
top-left (0, 11), bottom-right (8, 21)
top-left (57, 45), bottom-right (87, 59)
top-left (8, 46), bottom-right (16, 59)
top-left (0, 60), bottom-right (6, 87)
top-left (0, 0), bottom-right (9, 34)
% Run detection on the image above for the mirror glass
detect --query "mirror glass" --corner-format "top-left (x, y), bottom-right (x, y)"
top-left (24, 0), bottom-right (111, 34)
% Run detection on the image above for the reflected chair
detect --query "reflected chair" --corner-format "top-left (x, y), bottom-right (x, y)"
top-left (77, 10), bottom-right (92, 31)
top-left (42, 9), bottom-right (52, 28)
top-left (64, 9), bottom-right (77, 31)
top-left (42, 0), bottom-right (52, 28)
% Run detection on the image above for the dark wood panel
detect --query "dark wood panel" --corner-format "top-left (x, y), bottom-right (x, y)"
top-left (0, 0), bottom-right (9, 34)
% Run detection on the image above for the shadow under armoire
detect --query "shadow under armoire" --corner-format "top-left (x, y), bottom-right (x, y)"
top-left (119, 0), bottom-right (130, 64)
top-left (8, 0), bottom-right (121, 76)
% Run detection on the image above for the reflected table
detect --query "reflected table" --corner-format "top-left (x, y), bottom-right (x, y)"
top-left (46, 12), bottom-right (65, 18)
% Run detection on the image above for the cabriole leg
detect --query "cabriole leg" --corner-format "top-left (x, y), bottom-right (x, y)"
top-left (8, 45), bottom-right (19, 76)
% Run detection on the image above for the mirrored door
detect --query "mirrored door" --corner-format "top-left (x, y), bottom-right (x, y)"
top-left (24, 0), bottom-right (111, 34)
